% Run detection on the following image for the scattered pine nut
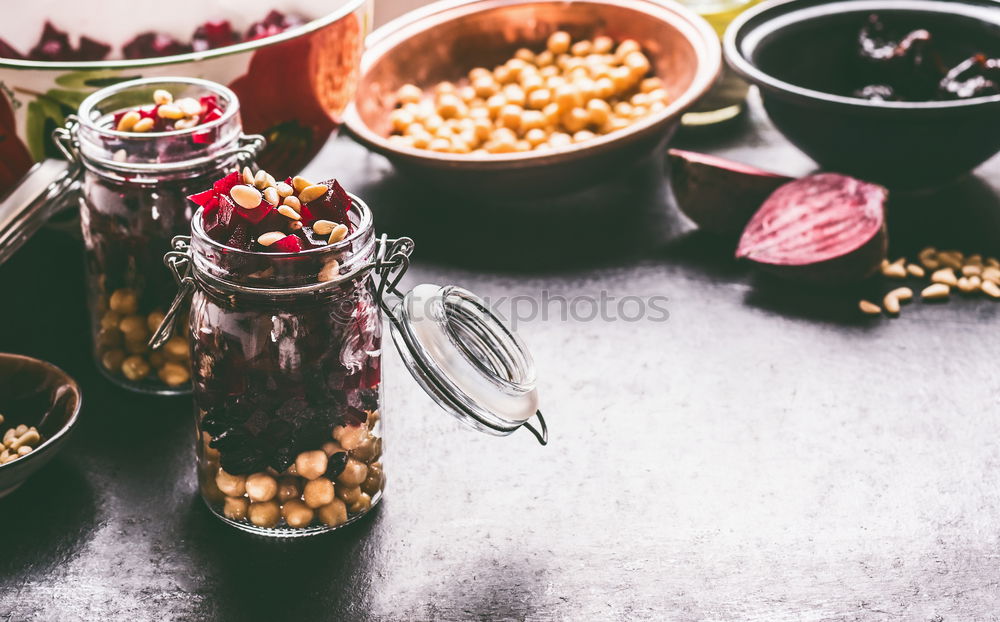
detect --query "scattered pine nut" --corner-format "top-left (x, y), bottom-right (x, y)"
top-left (921, 283), bottom-right (950, 300)
top-left (888, 287), bottom-right (913, 302)
top-left (906, 264), bottom-right (925, 278)
top-left (230, 185), bottom-right (262, 209)
top-left (987, 257), bottom-right (1000, 269)
top-left (966, 254), bottom-right (983, 266)
top-left (882, 259), bottom-right (907, 279)
top-left (931, 268), bottom-right (958, 287)
top-left (957, 277), bottom-right (977, 294)
top-left (277, 205), bottom-right (301, 220)
top-left (982, 280), bottom-right (1000, 298)
top-left (961, 264), bottom-right (982, 277)
top-left (937, 252), bottom-right (963, 269)
top-left (883, 293), bottom-right (901, 315)
top-left (859, 300), bottom-right (881, 315)
top-left (276, 182), bottom-right (294, 198)
top-left (283, 196), bottom-right (302, 212)
top-left (257, 231), bottom-right (286, 246)
top-left (242, 166), bottom-right (255, 185)
top-left (982, 267), bottom-right (1000, 283)
top-left (292, 176), bottom-right (311, 193)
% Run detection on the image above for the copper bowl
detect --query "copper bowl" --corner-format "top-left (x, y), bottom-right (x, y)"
top-left (343, 0), bottom-right (721, 198)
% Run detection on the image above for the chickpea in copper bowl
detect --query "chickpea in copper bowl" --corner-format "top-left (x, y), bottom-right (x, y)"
top-left (344, 0), bottom-right (721, 198)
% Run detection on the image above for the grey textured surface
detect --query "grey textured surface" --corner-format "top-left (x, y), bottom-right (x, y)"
top-left (1, 94), bottom-right (1000, 621)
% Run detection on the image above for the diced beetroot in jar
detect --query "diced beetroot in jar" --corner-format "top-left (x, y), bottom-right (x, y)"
top-left (271, 235), bottom-right (304, 253)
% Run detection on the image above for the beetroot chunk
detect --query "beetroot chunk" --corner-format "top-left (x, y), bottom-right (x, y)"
top-left (305, 180), bottom-right (353, 229)
top-left (736, 173), bottom-right (888, 284)
top-left (271, 235), bottom-right (304, 253)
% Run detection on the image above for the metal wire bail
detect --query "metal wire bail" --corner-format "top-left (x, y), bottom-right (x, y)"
top-left (148, 235), bottom-right (195, 350)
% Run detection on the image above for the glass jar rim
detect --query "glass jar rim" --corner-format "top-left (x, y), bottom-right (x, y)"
top-left (77, 76), bottom-right (240, 141)
top-left (190, 191), bottom-right (374, 259)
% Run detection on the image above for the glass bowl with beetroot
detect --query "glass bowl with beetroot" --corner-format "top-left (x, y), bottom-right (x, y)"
top-left (185, 168), bottom-right (384, 535)
top-left (0, 0), bottom-right (369, 193)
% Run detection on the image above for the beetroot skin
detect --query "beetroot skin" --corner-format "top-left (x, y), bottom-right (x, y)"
top-left (669, 149), bottom-right (793, 236)
top-left (735, 173), bottom-right (889, 283)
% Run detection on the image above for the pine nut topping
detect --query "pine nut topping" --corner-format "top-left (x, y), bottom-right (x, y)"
top-left (263, 186), bottom-right (279, 206)
top-left (276, 182), bottom-right (294, 198)
top-left (906, 263), bottom-right (925, 278)
top-left (257, 231), bottom-right (286, 246)
top-left (298, 184), bottom-right (328, 204)
top-left (921, 283), bottom-right (950, 300)
top-left (176, 97), bottom-right (201, 116)
top-left (292, 176), bottom-right (311, 193)
top-left (328, 224), bottom-right (349, 244)
top-left (153, 89), bottom-right (174, 105)
top-left (961, 264), bottom-right (982, 277)
top-left (157, 103), bottom-right (185, 119)
top-left (174, 118), bottom-right (198, 130)
top-left (283, 196), bottom-right (302, 212)
top-left (132, 117), bottom-right (155, 133)
top-left (230, 185), bottom-right (263, 209)
top-left (254, 170), bottom-right (271, 189)
top-left (858, 300), bottom-right (881, 315)
top-left (277, 205), bottom-right (301, 220)
top-left (116, 110), bottom-right (141, 132)
top-left (242, 167), bottom-right (255, 185)
top-left (312, 220), bottom-right (335, 236)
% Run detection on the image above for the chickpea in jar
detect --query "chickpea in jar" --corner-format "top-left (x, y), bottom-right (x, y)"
top-left (387, 32), bottom-right (668, 154)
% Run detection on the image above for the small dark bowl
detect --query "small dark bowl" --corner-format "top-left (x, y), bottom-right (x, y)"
top-left (725, 0), bottom-right (1000, 190)
top-left (0, 354), bottom-right (82, 497)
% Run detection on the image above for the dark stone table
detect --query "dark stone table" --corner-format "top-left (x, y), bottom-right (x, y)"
top-left (2, 95), bottom-right (1000, 621)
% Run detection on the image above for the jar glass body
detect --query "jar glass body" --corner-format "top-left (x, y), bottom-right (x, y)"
top-left (76, 78), bottom-right (247, 394)
top-left (189, 198), bottom-right (385, 536)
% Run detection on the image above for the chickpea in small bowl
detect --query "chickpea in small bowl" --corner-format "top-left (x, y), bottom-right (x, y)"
top-left (0, 354), bottom-right (82, 498)
top-left (344, 0), bottom-right (721, 198)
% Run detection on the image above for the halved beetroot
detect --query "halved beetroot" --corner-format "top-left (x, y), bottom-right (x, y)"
top-left (736, 173), bottom-right (888, 283)
top-left (669, 149), bottom-right (793, 236)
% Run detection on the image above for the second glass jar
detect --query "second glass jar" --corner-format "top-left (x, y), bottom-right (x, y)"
top-left (70, 77), bottom-right (255, 394)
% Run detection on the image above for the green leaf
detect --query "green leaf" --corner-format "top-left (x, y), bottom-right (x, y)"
top-left (25, 97), bottom-right (65, 161)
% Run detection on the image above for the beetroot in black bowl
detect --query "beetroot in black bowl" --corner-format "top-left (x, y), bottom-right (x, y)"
top-left (724, 0), bottom-right (1000, 190)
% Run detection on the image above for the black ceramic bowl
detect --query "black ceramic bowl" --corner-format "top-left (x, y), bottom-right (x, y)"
top-left (0, 354), bottom-right (82, 497)
top-left (725, 0), bottom-right (1000, 190)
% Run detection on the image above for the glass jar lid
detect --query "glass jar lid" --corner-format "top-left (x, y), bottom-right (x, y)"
top-left (389, 283), bottom-right (547, 445)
